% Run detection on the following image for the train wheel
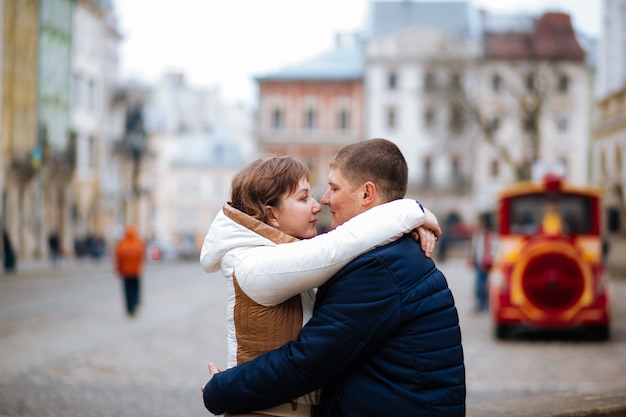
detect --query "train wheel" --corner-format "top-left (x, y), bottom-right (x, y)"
top-left (495, 324), bottom-right (512, 340)
top-left (588, 325), bottom-right (610, 342)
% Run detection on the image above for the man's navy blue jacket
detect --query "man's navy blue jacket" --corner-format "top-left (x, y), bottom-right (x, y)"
top-left (204, 234), bottom-right (466, 416)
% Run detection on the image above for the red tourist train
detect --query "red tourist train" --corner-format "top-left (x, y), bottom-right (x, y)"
top-left (489, 174), bottom-right (611, 340)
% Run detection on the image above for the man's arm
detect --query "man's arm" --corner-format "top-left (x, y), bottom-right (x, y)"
top-left (203, 256), bottom-right (400, 415)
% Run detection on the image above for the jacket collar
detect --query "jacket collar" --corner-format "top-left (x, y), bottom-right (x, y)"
top-left (222, 203), bottom-right (299, 245)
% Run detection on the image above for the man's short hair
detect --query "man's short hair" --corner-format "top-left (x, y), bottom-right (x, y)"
top-left (330, 138), bottom-right (408, 201)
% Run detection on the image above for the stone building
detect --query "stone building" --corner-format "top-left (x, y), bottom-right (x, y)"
top-left (592, 0), bottom-right (626, 233)
top-left (473, 12), bottom-right (590, 210)
top-left (1, 0), bottom-right (123, 262)
top-left (2, 0), bottom-right (44, 261)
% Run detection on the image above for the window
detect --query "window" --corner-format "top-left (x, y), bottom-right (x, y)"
top-left (388, 71), bottom-right (398, 90)
top-left (558, 157), bottom-right (569, 176)
top-left (558, 74), bottom-right (569, 93)
top-left (525, 74), bottom-right (535, 92)
top-left (450, 73), bottom-right (461, 91)
top-left (492, 74), bottom-right (502, 92)
top-left (523, 110), bottom-right (537, 133)
top-left (489, 116), bottom-right (500, 133)
top-left (557, 112), bottom-right (569, 132)
top-left (72, 74), bottom-right (82, 108)
top-left (88, 79), bottom-right (97, 111)
top-left (338, 109), bottom-right (350, 131)
top-left (423, 156), bottom-right (432, 184)
top-left (424, 72), bottom-right (436, 92)
top-left (450, 104), bottom-right (464, 132)
top-left (305, 109), bottom-right (317, 129)
top-left (87, 136), bottom-right (96, 169)
top-left (451, 156), bottom-right (461, 179)
top-left (271, 108), bottom-right (283, 129)
top-left (424, 107), bottom-right (435, 128)
top-left (490, 159), bottom-right (499, 177)
top-left (387, 106), bottom-right (397, 129)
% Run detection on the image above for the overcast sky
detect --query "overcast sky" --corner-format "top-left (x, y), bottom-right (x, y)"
top-left (114, 0), bottom-right (601, 105)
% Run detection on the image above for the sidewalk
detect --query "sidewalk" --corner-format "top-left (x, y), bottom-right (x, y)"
top-left (3, 256), bottom-right (112, 273)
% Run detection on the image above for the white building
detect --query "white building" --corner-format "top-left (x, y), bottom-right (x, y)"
top-left (143, 73), bottom-right (255, 253)
top-left (364, 1), bottom-right (482, 221)
top-left (365, 2), bottom-right (591, 223)
top-left (366, 25), bottom-right (480, 216)
top-left (592, 0), bottom-right (626, 233)
top-left (71, 0), bottom-right (124, 250)
top-left (473, 11), bottom-right (591, 210)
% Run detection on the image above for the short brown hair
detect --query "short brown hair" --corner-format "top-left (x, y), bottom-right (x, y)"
top-left (230, 156), bottom-right (310, 223)
top-left (330, 138), bottom-right (408, 201)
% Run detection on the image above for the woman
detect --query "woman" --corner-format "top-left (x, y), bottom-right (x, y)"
top-left (200, 156), bottom-right (439, 416)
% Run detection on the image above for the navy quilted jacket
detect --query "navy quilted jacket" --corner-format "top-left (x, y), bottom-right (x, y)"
top-left (204, 234), bottom-right (466, 416)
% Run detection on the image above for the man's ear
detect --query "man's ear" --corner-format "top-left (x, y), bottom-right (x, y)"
top-left (265, 206), bottom-right (280, 228)
top-left (361, 181), bottom-right (377, 207)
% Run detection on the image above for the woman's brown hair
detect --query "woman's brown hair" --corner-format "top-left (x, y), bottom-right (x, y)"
top-left (230, 156), bottom-right (310, 223)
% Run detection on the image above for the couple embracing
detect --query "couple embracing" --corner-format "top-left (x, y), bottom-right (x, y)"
top-left (200, 138), bottom-right (465, 417)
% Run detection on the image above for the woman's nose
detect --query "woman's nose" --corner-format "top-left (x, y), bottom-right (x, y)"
top-left (312, 198), bottom-right (323, 213)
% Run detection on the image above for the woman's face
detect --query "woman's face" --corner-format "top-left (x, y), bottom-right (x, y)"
top-left (268, 177), bottom-right (322, 239)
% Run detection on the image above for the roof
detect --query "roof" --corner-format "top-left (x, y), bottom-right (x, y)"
top-left (484, 12), bottom-right (585, 61)
top-left (255, 43), bottom-right (364, 81)
top-left (366, 1), bottom-right (482, 40)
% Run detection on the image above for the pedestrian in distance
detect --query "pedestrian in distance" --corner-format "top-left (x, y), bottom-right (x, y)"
top-left (114, 225), bottom-right (145, 317)
top-left (468, 212), bottom-right (496, 313)
top-left (202, 138), bottom-right (465, 417)
top-left (199, 154), bottom-right (441, 416)
top-left (48, 230), bottom-right (61, 266)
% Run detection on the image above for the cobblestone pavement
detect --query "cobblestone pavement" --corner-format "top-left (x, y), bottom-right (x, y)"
top-left (0, 257), bottom-right (625, 416)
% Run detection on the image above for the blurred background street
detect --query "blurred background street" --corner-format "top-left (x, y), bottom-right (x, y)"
top-left (2, 1), bottom-right (626, 414)
top-left (0, 255), bottom-right (624, 417)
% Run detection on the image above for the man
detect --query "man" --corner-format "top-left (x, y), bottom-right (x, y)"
top-left (114, 225), bottom-right (145, 317)
top-left (203, 139), bottom-right (466, 416)
top-left (468, 212), bottom-right (496, 313)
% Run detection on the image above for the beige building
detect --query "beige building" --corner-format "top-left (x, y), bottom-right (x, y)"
top-left (2, 0), bottom-right (40, 261)
top-left (593, 86), bottom-right (626, 233)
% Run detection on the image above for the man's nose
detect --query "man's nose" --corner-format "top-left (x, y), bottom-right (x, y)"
top-left (320, 190), bottom-right (330, 206)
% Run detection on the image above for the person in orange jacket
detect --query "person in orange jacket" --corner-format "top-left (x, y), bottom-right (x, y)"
top-left (115, 225), bottom-right (146, 317)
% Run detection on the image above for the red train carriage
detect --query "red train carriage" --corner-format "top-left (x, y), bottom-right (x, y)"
top-left (489, 174), bottom-right (611, 340)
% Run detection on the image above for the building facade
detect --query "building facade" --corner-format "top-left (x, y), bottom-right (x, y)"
top-left (2, 0), bottom-right (41, 260)
top-left (71, 0), bottom-right (123, 255)
top-left (473, 12), bottom-right (590, 210)
top-left (592, 0), bottom-right (626, 233)
top-left (255, 37), bottom-right (365, 227)
top-left (2, 0), bottom-right (124, 262)
top-left (142, 73), bottom-right (253, 251)
top-left (365, 24), bottom-right (480, 218)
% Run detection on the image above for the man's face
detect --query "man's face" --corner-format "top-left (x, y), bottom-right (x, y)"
top-left (320, 167), bottom-right (364, 229)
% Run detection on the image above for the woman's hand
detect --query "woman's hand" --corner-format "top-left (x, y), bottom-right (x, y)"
top-left (422, 208), bottom-right (442, 239)
top-left (411, 227), bottom-right (438, 258)
top-left (201, 363), bottom-right (221, 393)
top-left (410, 208), bottom-right (442, 258)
